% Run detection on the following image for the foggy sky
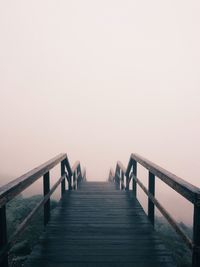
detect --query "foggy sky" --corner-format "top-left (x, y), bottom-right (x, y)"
top-left (0, 1), bottom-right (200, 224)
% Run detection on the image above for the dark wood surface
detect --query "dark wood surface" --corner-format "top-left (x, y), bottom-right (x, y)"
top-left (0, 153), bottom-right (67, 207)
top-left (131, 153), bottom-right (200, 204)
top-left (43, 172), bottom-right (50, 226)
top-left (25, 182), bottom-right (175, 267)
top-left (148, 172), bottom-right (155, 226)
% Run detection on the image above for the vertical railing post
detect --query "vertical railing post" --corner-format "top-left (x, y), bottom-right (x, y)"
top-left (116, 168), bottom-right (120, 190)
top-left (73, 172), bottom-right (76, 190)
top-left (115, 169), bottom-right (118, 190)
top-left (132, 160), bottom-right (137, 196)
top-left (61, 160), bottom-right (66, 196)
top-left (84, 169), bottom-right (86, 181)
top-left (0, 205), bottom-right (8, 267)
top-left (65, 159), bottom-right (72, 190)
top-left (77, 167), bottom-right (79, 188)
top-left (126, 172), bottom-right (130, 190)
top-left (68, 173), bottom-right (72, 190)
top-left (75, 169), bottom-right (78, 189)
top-left (148, 172), bottom-right (155, 226)
top-left (77, 166), bottom-right (81, 188)
top-left (118, 169), bottom-right (121, 190)
top-left (192, 203), bottom-right (200, 267)
top-left (121, 172), bottom-right (124, 190)
top-left (43, 172), bottom-right (50, 226)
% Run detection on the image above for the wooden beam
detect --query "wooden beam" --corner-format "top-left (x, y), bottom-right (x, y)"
top-left (61, 160), bottom-right (66, 196)
top-left (192, 205), bottom-right (200, 267)
top-left (132, 160), bottom-right (137, 196)
top-left (117, 161), bottom-right (126, 174)
top-left (43, 172), bottom-right (50, 226)
top-left (0, 153), bottom-right (67, 208)
top-left (148, 172), bottom-right (155, 226)
top-left (131, 153), bottom-right (200, 204)
top-left (0, 174), bottom-right (66, 261)
top-left (132, 173), bottom-right (193, 250)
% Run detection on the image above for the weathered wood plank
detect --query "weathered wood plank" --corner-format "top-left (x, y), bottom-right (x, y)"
top-left (25, 261), bottom-right (175, 267)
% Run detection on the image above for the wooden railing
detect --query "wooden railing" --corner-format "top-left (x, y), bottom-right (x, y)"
top-left (109, 153), bottom-right (200, 267)
top-left (0, 153), bottom-right (85, 267)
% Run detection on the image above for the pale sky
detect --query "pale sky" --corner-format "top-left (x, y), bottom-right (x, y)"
top-left (0, 1), bottom-right (200, 224)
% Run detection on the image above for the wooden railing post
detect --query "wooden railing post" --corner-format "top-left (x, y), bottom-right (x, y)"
top-left (126, 172), bottom-right (130, 190)
top-left (116, 169), bottom-right (120, 190)
top-left (61, 160), bottom-right (66, 196)
top-left (148, 172), bottom-right (155, 226)
top-left (75, 170), bottom-right (78, 189)
top-left (73, 172), bottom-right (76, 190)
top-left (43, 172), bottom-right (50, 226)
top-left (192, 204), bottom-right (200, 267)
top-left (132, 160), bottom-right (137, 196)
top-left (68, 173), bottom-right (72, 190)
top-left (77, 166), bottom-right (81, 188)
top-left (0, 205), bottom-right (8, 267)
top-left (121, 171), bottom-right (124, 190)
top-left (119, 170), bottom-right (121, 190)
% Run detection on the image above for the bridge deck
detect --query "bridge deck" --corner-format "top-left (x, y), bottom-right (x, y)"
top-left (25, 182), bottom-right (176, 267)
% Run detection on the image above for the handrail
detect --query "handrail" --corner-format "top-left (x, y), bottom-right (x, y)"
top-left (113, 162), bottom-right (126, 190)
top-left (109, 153), bottom-right (200, 267)
top-left (71, 161), bottom-right (83, 189)
top-left (0, 153), bottom-right (67, 208)
top-left (129, 153), bottom-right (200, 204)
top-left (0, 153), bottom-right (85, 267)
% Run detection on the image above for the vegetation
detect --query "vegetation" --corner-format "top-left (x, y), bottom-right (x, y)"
top-left (6, 195), bottom-right (57, 267)
top-left (156, 217), bottom-right (192, 267)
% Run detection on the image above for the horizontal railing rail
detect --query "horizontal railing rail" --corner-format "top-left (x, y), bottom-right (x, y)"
top-left (0, 153), bottom-right (85, 267)
top-left (109, 153), bottom-right (200, 267)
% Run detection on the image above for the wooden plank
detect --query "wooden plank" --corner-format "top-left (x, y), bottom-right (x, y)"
top-left (25, 261), bottom-right (175, 267)
top-left (30, 247), bottom-right (171, 255)
top-left (27, 254), bottom-right (174, 263)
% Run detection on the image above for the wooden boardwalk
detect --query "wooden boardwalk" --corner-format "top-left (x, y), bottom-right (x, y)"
top-left (25, 182), bottom-right (175, 267)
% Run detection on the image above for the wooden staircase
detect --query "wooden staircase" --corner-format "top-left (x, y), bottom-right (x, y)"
top-left (24, 181), bottom-right (175, 267)
top-left (1, 153), bottom-right (200, 266)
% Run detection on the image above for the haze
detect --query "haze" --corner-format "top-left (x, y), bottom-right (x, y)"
top-left (0, 1), bottom-right (200, 224)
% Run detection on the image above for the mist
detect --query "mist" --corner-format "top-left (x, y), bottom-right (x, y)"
top-left (0, 1), bottom-right (200, 225)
